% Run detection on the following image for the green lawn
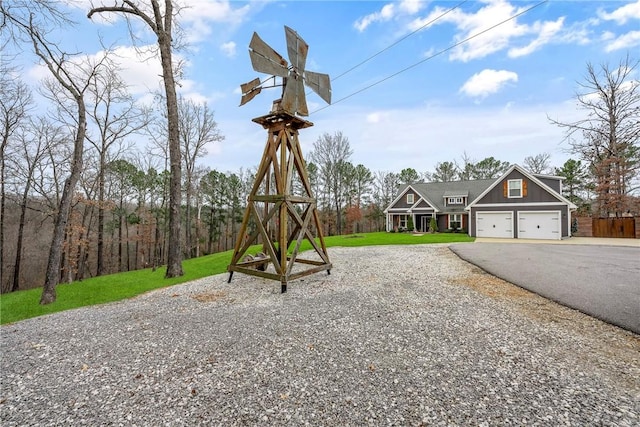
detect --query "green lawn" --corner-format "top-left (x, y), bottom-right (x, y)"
top-left (0, 232), bottom-right (473, 324)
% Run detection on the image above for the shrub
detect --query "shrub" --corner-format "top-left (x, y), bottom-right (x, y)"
top-left (429, 216), bottom-right (438, 233)
top-left (407, 217), bottom-right (414, 232)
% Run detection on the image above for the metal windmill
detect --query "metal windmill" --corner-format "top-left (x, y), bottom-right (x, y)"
top-left (239, 26), bottom-right (331, 116)
top-left (227, 26), bottom-right (332, 292)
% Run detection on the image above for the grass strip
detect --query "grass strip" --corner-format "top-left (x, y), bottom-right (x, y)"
top-left (1, 232), bottom-right (473, 324)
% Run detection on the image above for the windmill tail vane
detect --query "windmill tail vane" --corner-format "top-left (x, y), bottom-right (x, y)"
top-left (239, 25), bottom-right (331, 117)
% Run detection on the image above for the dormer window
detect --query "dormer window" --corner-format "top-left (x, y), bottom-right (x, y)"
top-left (406, 193), bottom-right (414, 204)
top-left (508, 179), bottom-right (522, 198)
top-left (448, 197), bottom-right (463, 205)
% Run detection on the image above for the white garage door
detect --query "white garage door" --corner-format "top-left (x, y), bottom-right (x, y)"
top-left (476, 211), bottom-right (513, 238)
top-left (518, 211), bottom-right (561, 240)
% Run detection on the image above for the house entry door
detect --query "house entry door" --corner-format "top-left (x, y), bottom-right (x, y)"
top-left (421, 216), bottom-right (428, 232)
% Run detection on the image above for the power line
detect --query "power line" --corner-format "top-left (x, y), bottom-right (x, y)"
top-left (311, 0), bottom-right (549, 115)
top-left (332, 0), bottom-right (469, 82)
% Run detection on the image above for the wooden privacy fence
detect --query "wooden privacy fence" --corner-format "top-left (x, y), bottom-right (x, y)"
top-left (592, 217), bottom-right (636, 238)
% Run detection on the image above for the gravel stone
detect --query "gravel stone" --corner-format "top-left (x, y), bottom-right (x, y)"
top-left (1, 244), bottom-right (639, 426)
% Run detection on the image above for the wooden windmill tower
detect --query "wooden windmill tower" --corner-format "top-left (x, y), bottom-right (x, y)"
top-left (227, 26), bottom-right (332, 293)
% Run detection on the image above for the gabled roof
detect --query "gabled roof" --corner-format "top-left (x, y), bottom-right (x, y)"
top-left (465, 164), bottom-right (577, 210)
top-left (385, 184), bottom-right (440, 213)
top-left (386, 179), bottom-right (495, 214)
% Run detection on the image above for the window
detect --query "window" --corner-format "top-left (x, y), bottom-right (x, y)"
top-left (399, 215), bottom-right (407, 229)
top-left (406, 193), bottom-right (414, 204)
top-left (448, 197), bottom-right (463, 205)
top-left (508, 179), bottom-right (522, 198)
top-left (449, 214), bottom-right (462, 230)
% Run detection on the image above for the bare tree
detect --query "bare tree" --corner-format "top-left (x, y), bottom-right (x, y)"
top-left (550, 55), bottom-right (640, 217)
top-left (178, 97), bottom-right (223, 258)
top-left (10, 118), bottom-right (66, 292)
top-left (371, 170), bottom-right (398, 230)
top-left (2, 3), bottom-right (107, 304)
top-left (523, 153), bottom-right (552, 174)
top-left (309, 131), bottom-right (353, 235)
top-left (0, 65), bottom-right (33, 293)
top-left (85, 62), bottom-right (149, 275)
top-left (455, 151), bottom-right (475, 181)
top-left (88, 1), bottom-right (184, 278)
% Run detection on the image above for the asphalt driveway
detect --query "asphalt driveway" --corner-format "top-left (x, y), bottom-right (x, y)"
top-left (450, 242), bottom-right (640, 334)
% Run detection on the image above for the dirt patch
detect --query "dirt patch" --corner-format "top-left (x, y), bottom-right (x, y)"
top-left (192, 290), bottom-right (229, 303)
top-left (449, 263), bottom-right (640, 392)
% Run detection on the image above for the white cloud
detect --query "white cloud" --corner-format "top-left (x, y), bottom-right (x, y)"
top-left (599, 0), bottom-right (640, 24)
top-left (399, 0), bottom-right (424, 15)
top-left (109, 46), bottom-right (165, 96)
top-left (508, 17), bottom-right (564, 58)
top-left (220, 41), bottom-right (236, 57)
top-left (605, 30), bottom-right (640, 52)
top-left (414, 0), bottom-right (528, 62)
top-left (408, 0), bottom-right (568, 62)
top-left (601, 31), bottom-right (616, 41)
top-left (366, 112), bottom-right (390, 123)
top-left (354, 3), bottom-right (396, 32)
top-left (460, 69), bottom-right (518, 99)
top-left (353, 0), bottom-right (425, 32)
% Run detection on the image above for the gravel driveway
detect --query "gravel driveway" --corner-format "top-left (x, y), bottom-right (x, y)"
top-left (1, 245), bottom-right (639, 426)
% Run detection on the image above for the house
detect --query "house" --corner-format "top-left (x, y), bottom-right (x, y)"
top-left (384, 164), bottom-right (577, 240)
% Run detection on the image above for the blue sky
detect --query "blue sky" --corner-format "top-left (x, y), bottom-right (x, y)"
top-left (19, 0), bottom-right (640, 174)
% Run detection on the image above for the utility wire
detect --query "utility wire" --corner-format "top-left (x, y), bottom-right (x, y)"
top-left (311, 0), bottom-right (548, 115)
top-left (332, 0), bottom-right (469, 82)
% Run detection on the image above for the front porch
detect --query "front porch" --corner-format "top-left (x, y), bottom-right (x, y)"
top-left (386, 211), bottom-right (468, 233)
top-left (387, 212), bottom-right (436, 232)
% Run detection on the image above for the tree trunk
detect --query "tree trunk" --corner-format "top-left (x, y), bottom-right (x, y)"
top-left (185, 189), bottom-right (191, 259)
top-left (41, 98), bottom-right (85, 303)
top-left (158, 29), bottom-right (183, 278)
top-left (135, 222), bottom-right (140, 270)
top-left (118, 201), bottom-right (124, 272)
top-left (97, 151), bottom-right (106, 276)
top-left (11, 182), bottom-right (32, 292)
top-left (125, 216), bottom-right (130, 272)
top-left (0, 139), bottom-right (6, 293)
top-left (208, 206), bottom-right (214, 254)
top-left (76, 205), bottom-right (93, 281)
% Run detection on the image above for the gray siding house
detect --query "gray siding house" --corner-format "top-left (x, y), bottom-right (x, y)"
top-left (384, 164), bottom-right (577, 240)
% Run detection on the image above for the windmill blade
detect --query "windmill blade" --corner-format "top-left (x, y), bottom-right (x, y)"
top-left (303, 70), bottom-right (331, 105)
top-left (240, 77), bottom-right (261, 95)
top-left (284, 26), bottom-right (308, 72)
top-left (249, 32), bottom-right (288, 77)
top-left (282, 74), bottom-right (308, 116)
top-left (240, 87), bottom-right (261, 106)
top-left (239, 78), bottom-right (262, 106)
